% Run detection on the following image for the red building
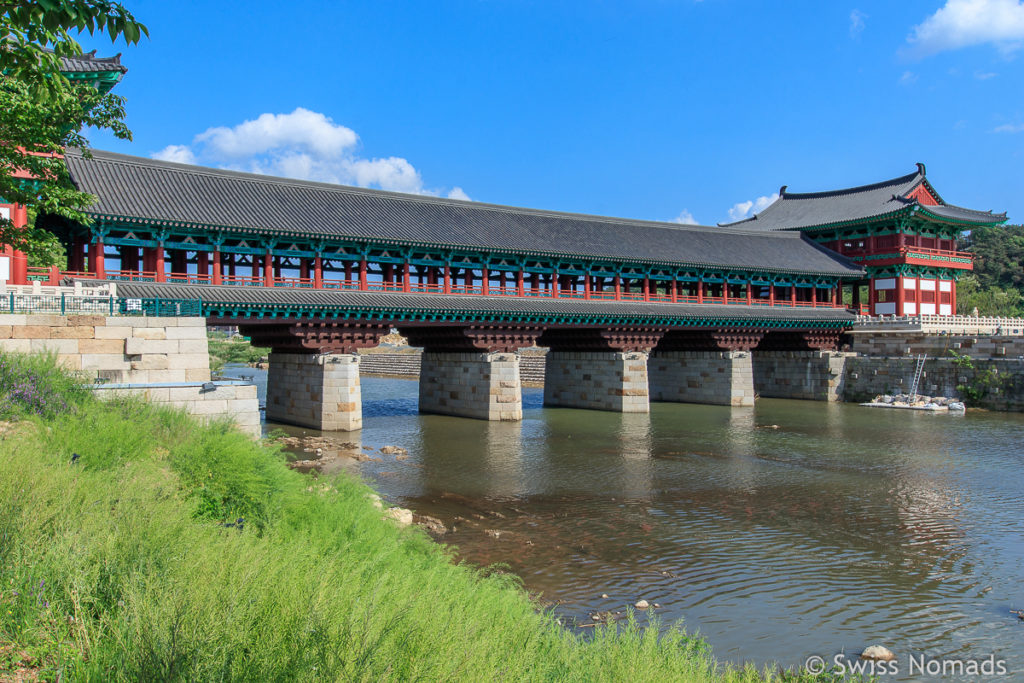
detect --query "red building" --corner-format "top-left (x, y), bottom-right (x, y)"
top-left (721, 164), bottom-right (1007, 316)
top-left (0, 51), bottom-right (126, 285)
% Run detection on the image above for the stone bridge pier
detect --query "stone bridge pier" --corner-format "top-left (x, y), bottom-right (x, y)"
top-left (238, 321), bottom-right (391, 431)
top-left (751, 330), bottom-right (849, 401)
top-left (401, 325), bottom-right (543, 421)
top-left (539, 328), bottom-right (664, 412)
top-left (648, 329), bottom-right (765, 407)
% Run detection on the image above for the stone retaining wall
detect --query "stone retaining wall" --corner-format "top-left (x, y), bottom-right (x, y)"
top-left (753, 351), bottom-right (851, 402)
top-left (0, 313), bottom-right (209, 383)
top-left (649, 350), bottom-right (755, 407)
top-left (843, 356), bottom-right (1024, 411)
top-left (358, 351), bottom-right (547, 384)
top-left (93, 383), bottom-right (261, 438)
top-left (848, 331), bottom-right (1024, 360)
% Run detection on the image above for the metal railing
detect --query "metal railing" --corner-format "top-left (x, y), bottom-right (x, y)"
top-left (2, 292), bottom-right (202, 317)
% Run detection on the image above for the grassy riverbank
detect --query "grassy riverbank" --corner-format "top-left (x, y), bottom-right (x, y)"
top-left (207, 332), bottom-right (269, 374)
top-left (0, 354), bottom-right (840, 681)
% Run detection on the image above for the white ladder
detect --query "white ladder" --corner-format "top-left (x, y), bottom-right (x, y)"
top-left (909, 354), bottom-right (927, 400)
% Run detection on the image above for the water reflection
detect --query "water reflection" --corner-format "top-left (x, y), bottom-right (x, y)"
top-left (247, 367), bottom-right (1024, 680)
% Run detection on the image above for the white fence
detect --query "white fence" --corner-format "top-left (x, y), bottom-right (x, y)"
top-left (852, 314), bottom-right (1024, 336)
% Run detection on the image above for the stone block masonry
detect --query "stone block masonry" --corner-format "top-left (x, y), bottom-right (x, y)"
top-left (544, 351), bottom-right (649, 413)
top-left (843, 356), bottom-right (1024, 411)
top-left (93, 383), bottom-right (261, 438)
top-left (0, 313), bottom-right (210, 384)
top-left (419, 351), bottom-right (522, 421)
top-left (752, 351), bottom-right (853, 402)
top-left (649, 350), bottom-right (755, 407)
top-left (265, 352), bottom-right (362, 431)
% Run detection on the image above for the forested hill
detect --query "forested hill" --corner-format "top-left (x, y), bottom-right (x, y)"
top-left (958, 224), bottom-right (1024, 317)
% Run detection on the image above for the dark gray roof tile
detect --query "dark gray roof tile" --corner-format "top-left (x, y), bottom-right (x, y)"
top-left (720, 165), bottom-right (1006, 231)
top-left (65, 149), bottom-right (863, 278)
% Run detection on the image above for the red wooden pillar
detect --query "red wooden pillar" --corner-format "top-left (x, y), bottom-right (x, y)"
top-left (359, 258), bottom-right (368, 290)
top-left (300, 257), bottom-right (310, 281)
top-left (671, 278), bottom-right (678, 303)
top-left (950, 279), bottom-right (957, 315)
top-left (517, 269), bottom-right (525, 296)
top-left (769, 283), bottom-right (775, 306)
top-left (443, 264), bottom-right (451, 294)
top-left (697, 280), bottom-right (704, 304)
top-left (723, 281), bottom-right (729, 305)
top-left (833, 284), bottom-right (840, 307)
top-left (746, 280), bottom-right (753, 305)
top-left (155, 244), bottom-right (166, 282)
top-left (614, 275), bottom-right (621, 300)
top-left (403, 261), bottom-right (411, 293)
top-left (92, 238), bottom-right (106, 279)
top-left (264, 251), bottom-right (274, 287)
top-left (868, 279), bottom-right (876, 315)
top-left (481, 266), bottom-right (489, 295)
top-left (790, 284), bottom-right (797, 306)
top-left (314, 256), bottom-right (324, 289)
top-left (552, 270), bottom-right (559, 298)
top-left (212, 249), bottom-right (222, 285)
top-left (811, 284), bottom-right (818, 307)
top-left (642, 276), bottom-right (650, 302)
top-left (584, 274), bottom-right (591, 300)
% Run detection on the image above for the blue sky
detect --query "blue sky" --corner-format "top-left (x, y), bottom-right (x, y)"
top-left (80, 1), bottom-right (1023, 226)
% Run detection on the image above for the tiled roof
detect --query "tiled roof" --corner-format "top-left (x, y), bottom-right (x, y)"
top-left (720, 164), bottom-right (1006, 231)
top-left (57, 50), bottom-right (127, 73)
top-left (112, 281), bottom-right (854, 324)
top-left (64, 149), bottom-right (863, 278)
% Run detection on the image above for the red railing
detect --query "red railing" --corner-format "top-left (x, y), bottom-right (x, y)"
top-left (166, 272), bottom-right (213, 285)
top-left (49, 267), bottom-right (848, 311)
top-left (900, 246), bottom-right (973, 262)
top-left (106, 270), bottom-right (157, 282)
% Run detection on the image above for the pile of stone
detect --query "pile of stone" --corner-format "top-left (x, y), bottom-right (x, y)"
top-left (870, 394), bottom-right (966, 411)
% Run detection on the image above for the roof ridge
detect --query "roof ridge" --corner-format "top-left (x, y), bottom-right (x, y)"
top-left (66, 148), bottom-right (806, 241)
top-left (780, 168), bottom-right (922, 200)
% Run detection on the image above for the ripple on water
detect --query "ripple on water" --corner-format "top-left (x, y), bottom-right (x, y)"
top-left (257, 373), bottom-right (1024, 680)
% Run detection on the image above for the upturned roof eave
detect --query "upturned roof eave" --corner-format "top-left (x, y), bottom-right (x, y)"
top-left (84, 210), bottom-right (864, 279)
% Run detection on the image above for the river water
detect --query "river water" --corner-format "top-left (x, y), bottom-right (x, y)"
top-left (223, 365), bottom-right (1024, 677)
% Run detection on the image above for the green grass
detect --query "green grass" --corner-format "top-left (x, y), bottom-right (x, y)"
top-left (0, 353), bottom-right (849, 681)
top-left (207, 332), bottom-right (269, 374)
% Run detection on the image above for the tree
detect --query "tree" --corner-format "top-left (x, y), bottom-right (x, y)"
top-left (0, 1), bottom-right (147, 257)
top-left (959, 224), bottom-right (1024, 292)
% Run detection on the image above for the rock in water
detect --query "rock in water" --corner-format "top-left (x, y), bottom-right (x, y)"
top-left (861, 645), bottom-right (895, 661)
top-left (948, 402), bottom-right (966, 412)
top-left (634, 599), bottom-right (650, 609)
top-left (384, 507), bottom-right (413, 526)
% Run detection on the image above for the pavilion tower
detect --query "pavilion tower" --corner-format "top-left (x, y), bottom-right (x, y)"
top-left (0, 51), bottom-right (127, 285)
top-left (720, 164), bottom-right (1007, 316)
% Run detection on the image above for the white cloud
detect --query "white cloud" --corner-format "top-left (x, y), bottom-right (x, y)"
top-left (975, 70), bottom-right (998, 78)
top-left (993, 122), bottom-right (1024, 132)
top-left (670, 209), bottom-right (698, 225)
top-left (727, 194), bottom-right (778, 222)
top-left (905, 0), bottom-right (1024, 58)
top-left (850, 9), bottom-right (867, 38)
top-left (900, 70), bottom-right (919, 84)
top-left (152, 144), bottom-right (196, 165)
top-left (149, 108), bottom-right (469, 198)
